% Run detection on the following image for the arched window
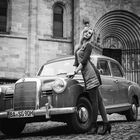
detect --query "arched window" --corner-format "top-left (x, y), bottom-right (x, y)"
top-left (0, 0), bottom-right (8, 32)
top-left (53, 4), bottom-right (63, 37)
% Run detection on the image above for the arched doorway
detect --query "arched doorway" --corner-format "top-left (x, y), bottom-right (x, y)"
top-left (94, 10), bottom-right (140, 85)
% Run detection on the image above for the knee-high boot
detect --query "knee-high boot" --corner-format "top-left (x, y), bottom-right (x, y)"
top-left (98, 122), bottom-right (111, 135)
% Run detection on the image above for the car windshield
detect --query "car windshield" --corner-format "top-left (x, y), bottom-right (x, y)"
top-left (38, 57), bottom-right (96, 76)
top-left (38, 59), bottom-right (75, 76)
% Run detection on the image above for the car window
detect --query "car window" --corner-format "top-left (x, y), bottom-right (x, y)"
top-left (110, 62), bottom-right (123, 77)
top-left (38, 59), bottom-right (75, 76)
top-left (97, 60), bottom-right (111, 76)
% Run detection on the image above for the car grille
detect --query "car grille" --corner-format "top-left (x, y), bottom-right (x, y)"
top-left (14, 82), bottom-right (36, 110)
top-left (4, 94), bottom-right (13, 100)
top-left (3, 94), bottom-right (13, 110)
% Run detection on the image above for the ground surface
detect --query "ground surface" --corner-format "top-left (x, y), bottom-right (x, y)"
top-left (0, 108), bottom-right (140, 140)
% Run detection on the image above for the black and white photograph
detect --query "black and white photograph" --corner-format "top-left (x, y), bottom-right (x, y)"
top-left (0, 0), bottom-right (140, 140)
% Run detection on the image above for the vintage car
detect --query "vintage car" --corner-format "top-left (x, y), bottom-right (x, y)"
top-left (0, 55), bottom-right (140, 136)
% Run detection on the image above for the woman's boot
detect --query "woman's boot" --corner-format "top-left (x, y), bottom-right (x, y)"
top-left (98, 122), bottom-right (111, 135)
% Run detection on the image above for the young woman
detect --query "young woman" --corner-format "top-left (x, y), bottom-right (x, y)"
top-left (73, 26), bottom-right (111, 135)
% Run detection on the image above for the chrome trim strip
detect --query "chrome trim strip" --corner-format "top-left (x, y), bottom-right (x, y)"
top-left (49, 107), bottom-right (77, 115)
top-left (105, 103), bottom-right (131, 109)
top-left (0, 107), bottom-right (77, 119)
top-left (0, 112), bottom-right (8, 118)
top-left (35, 79), bottom-right (42, 109)
top-left (105, 103), bottom-right (131, 114)
top-left (34, 107), bottom-right (76, 119)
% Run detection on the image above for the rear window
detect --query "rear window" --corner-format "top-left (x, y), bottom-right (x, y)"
top-left (97, 59), bottom-right (111, 76)
top-left (110, 62), bottom-right (123, 77)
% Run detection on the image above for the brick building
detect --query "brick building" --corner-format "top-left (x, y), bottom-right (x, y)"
top-left (0, 0), bottom-right (140, 84)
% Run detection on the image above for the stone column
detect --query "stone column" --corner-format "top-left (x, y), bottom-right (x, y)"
top-left (26, 0), bottom-right (39, 76)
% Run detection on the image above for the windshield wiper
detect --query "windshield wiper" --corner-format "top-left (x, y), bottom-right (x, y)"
top-left (57, 72), bottom-right (67, 75)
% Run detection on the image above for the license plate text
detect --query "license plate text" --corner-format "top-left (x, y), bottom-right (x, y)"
top-left (8, 110), bottom-right (34, 118)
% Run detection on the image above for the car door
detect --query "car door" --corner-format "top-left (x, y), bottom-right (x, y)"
top-left (110, 61), bottom-right (129, 104)
top-left (97, 59), bottom-right (119, 107)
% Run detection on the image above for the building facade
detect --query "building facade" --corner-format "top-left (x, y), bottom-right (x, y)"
top-left (0, 0), bottom-right (140, 84)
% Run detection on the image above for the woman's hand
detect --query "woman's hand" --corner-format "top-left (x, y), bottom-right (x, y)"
top-left (74, 69), bottom-right (78, 74)
top-left (74, 63), bottom-right (83, 74)
top-left (74, 66), bottom-right (78, 74)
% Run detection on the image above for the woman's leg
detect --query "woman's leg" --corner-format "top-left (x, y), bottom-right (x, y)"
top-left (88, 87), bottom-right (99, 123)
top-left (98, 90), bottom-right (108, 122)
top-left (87, 87), bottom-right (98, 134)
top-left (98, 89), bottom-right (111, 135)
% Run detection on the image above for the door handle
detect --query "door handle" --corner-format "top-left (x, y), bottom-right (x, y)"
top-left (127, 81), bottom-right (131, 84)
top-left (114, 80), bottom-right (118, 83)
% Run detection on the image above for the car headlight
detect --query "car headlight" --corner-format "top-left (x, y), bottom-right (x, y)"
top-left (52, 78), bottom-right (67, 93)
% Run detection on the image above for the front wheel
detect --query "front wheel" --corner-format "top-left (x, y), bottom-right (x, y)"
top-left (0, 119), bottom-right (26, 136)
top-left (125, 98), bottom-right (138, 121)
top-left (67, 97), bottom-right (93, 133)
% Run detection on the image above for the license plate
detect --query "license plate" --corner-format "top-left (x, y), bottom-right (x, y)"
top-left (8, 110), bottom-right (34, 118)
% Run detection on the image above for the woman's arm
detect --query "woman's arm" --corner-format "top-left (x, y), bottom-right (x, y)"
top-left (73, 50), bottom-right (79, 67)
top-left (81, 43), bottom-right (92, 66)
top-left (74, 63), bottom-right (83, 74)
top-left (75, 43), bottom-right (92, 74)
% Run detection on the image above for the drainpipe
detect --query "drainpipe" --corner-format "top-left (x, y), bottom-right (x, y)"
top-left (72, 0), bottom-right (74, 55)
top-left (26, 0), bottom-right (32, 77)
top-left (35, 0), bottom-right (39, 74)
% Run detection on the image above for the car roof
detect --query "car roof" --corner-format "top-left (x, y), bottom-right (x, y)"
top-left (44, 54), bottom-right (118, 65)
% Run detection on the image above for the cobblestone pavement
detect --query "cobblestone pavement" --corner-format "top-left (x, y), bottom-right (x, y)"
top-left (0, 108), bottom-right (140, 140)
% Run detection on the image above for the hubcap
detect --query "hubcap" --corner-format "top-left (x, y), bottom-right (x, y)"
top-left (132, 104), bottom-right (137, 117)
top-left (78, 107), bottom-right (89, 123)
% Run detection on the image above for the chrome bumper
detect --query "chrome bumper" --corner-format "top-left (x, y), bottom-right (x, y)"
top-left (0, 105), bottom-right (77, 119)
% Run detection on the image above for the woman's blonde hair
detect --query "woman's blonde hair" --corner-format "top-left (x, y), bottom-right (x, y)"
top-left (74, 26), bottom-right (94, 52)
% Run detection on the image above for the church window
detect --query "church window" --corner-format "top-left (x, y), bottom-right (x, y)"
top-left (0, 0), bottom-right (8, 33)
top-left (53, 4), bottom-right (63, 37)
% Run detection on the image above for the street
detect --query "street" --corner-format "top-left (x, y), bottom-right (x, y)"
top-left (0, 108), bottom-right (140, 140)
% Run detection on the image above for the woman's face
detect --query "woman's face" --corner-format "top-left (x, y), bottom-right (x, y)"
top-left (83, 29), bottom-right (93, 39)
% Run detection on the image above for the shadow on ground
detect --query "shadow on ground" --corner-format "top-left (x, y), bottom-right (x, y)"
top-left (0, 119), bottom-right (136, 140)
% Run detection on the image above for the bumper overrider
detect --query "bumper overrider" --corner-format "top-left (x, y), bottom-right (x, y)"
top-left (0, 103), bottom-right (77, 119)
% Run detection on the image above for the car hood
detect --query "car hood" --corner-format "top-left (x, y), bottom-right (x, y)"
top-left (22, 75), bottom-right (67, 82)
top-left (15, 74), bottom-right (83, 92)
top-left (16, 75), bottom-right (69, 91)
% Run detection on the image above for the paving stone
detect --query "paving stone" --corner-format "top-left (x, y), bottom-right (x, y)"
top-left (0, 108), bottom-right (140, 140)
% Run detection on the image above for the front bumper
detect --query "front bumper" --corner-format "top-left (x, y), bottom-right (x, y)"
top-left (0, 104), bottom-right (77, 119)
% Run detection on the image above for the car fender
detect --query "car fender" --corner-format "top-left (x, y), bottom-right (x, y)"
top-left (51, 80), bottom-right (84, 108)
top-left (128, 85), bottom-right (139, 105)
top-left (68, 83), bottom-right (85, 106)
